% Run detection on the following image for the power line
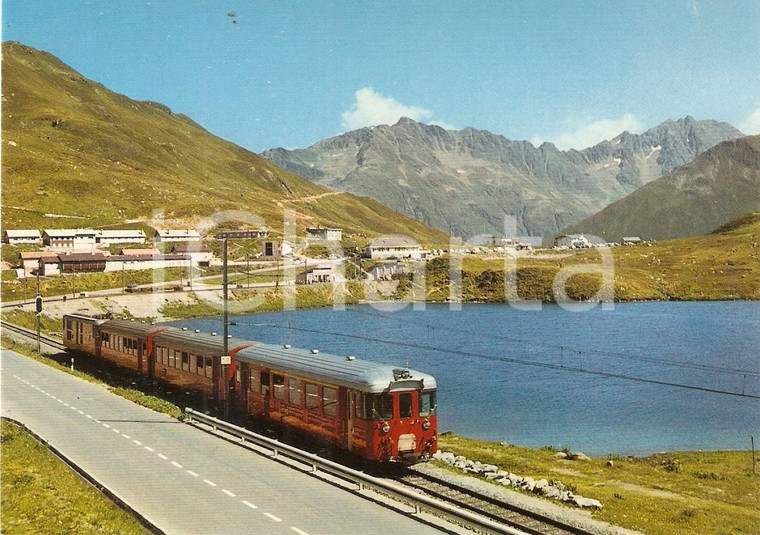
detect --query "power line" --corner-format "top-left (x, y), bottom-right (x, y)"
top-left (234, 320), bottom-right (760, 400)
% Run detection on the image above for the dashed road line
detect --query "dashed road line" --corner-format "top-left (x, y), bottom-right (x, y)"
top-left (291, 528), bottom-right (310, 535)
top-left (122, 433), bottom-right (131, 439)
top-left (171, 461), bottom-right (183, 469)
top-left (144, 446), bottom-right (155, 452)
top-left (133, 439), bottom-right (142, 446)
top-left (102, 423), bottom-right (111, 428)
top-left (186, 470), bottom-right (199, 477)
top-left (203, 479), bottom-right (217, 487)
top-left (242, 500), bottom-right (258, 510)
top-left (112, 428), bottom-right (121, 434)
top-left (157, 453), bottom-right (168, 460)
top-left (264, 513), bottom-right (282, 522)
top-left (221, 489), bottom-right (235, 497)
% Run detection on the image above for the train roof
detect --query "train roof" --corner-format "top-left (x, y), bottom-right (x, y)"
top-left (235, 343), bottom-right (437, 394)
top-left (99, 318), bottom-right (168, 338)
top-left (152, 328), bottom-right (251, 356)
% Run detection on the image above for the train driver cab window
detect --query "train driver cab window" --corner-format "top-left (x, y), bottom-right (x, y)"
top-left (419, 391), bottom-right (437, 417)
top-left (364, 394), bottom-right (393, 420)
top-left (272, 374), bottom-right (285, 400)
top-left (399, 393), bottom-right (413, 419)
top-left (322, 387), bottom-right (337, 418)
top-left (305, 383), bottom-right (319, 410)
top-left (260, 371), bottom-right (270, 396)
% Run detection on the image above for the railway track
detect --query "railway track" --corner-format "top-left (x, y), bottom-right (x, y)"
top-left (3, 320), bottom-right (598, 535)
top-left (394, 471), bottom-right (596, 535)
top-left (1, 320), bottom-right (66, 351)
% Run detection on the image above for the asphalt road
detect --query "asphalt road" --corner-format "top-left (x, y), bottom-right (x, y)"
top-left (1, 349), bottom-right (448, 535)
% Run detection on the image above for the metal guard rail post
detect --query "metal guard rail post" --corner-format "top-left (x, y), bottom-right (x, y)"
top-left (185, 408), bottom-right (526, 535)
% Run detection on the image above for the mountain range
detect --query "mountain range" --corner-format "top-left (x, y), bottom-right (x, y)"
top-left (563, 134), bottom-right (760, 241)
top-left (263, 117), bottom-right (744, 239)
top-left (0, 42), bottom-right (448, 244)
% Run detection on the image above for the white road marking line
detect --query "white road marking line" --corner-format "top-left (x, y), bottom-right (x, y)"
top-left (112, 429), bottom-right (120, 434)
top-left (171, 461), bottom-right (183, 469)
top-left (86, 414), bottom-right (93, 419)
top-left (264, 513), bottom-right (282, 522)
top-left (144, 446), bottom-right (155, 452)
top-left (222, 489), bottom-right (235, 497)
top-left (242, 501), bottom-right (258, 510)
top-left (157, 453), bottom-right (168, 460)
top-left (291, 528), bottom-right (310, 535)
top-left (186, 470), bottom-right (199, 477)
top-left (57, 399), bottom-right (64, 403)
top-left (77, 410), bottom-right (85, 415)
top-left (63, 403), bottom-right (70, 407)
top-left (93, 419), bottom-right (101, 423)
top-left (122, 434), bottom-right (131, 439)
top-left (102, 423), bottom-right (111, 428)
top-left (133, 439), bottom-right (142, 446)
top-left (203, 479), bottom-right (217, 487)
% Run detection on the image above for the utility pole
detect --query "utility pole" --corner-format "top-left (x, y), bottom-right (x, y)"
top-left (35, 272), bottom-right (41, 354)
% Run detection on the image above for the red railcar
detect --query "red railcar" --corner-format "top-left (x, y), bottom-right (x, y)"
top-left (62, 314), bottom-right (438, 463)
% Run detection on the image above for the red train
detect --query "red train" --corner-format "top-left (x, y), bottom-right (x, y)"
top-left (63, 314), bottom-right (438, 463)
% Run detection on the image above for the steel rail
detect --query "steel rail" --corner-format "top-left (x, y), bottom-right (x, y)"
top-left (185, 408), bottom-right (530, 535)
top-left (1, 320), bottom-right (66, 351)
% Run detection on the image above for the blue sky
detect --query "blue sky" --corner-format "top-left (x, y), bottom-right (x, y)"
top-left (3, 1), bottom-right (759, 152)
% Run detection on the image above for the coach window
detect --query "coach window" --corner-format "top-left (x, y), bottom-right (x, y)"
top-left (205, 357), bottom-right (213, 378)
top-left (354, 392), bottom-right (364, 419)
top-left (305, 383), bottom-right (319, 410)
top-left (196, 355), bottom-right (204, 375)
top-left (399, 393), bottom-right (413, 419)
top-left (235, 368), bottom-right (241, 384)
top-left (289, 378), bottom-right (303, 406)
top-left (364, 394), bottom-right (393, 420)
top-left (250, 371), bottom-right (259, 392)
top-left (323, 387), bottom-right (338, 418)
top-left (260, 371), bottom-right (270, 396)
top-left (272, 374), bottom-right (285, 400)
top-left (419, 391), bottom-right (437, 417)
top-left (181, 352), bottom-right (189, 371)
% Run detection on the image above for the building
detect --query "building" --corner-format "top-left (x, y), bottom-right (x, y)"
top-left (296, 267), bottom-right (336, 285)
top-left (42, 228), bottom-right (98, 250)
top-left (153, 229), bottom-right (201, 243)
top-left (19, 251), bottom-right (59, 275)
top-left (105, 253), bottom-right (192, 272)
top-left (621, 237), bottom-right (643, 246)
top-left (3, 229), bottom-right (42, 245)
top-left (171, 245), bottom-right (213, 266)
top-left (306, 227), bottom-right (343, 241)
top-left (58, 252), bottom-right (108, 273)
top-left (96, 229), bottom-right (146, 246)
top-left (368, 236), bottom-right (422, 260)
top-left (263, 241), bottom-right (294, 259)
top-left (120, 248), bottom-right (161, 256)
top-left (368, 262), bottom-right (402, 281)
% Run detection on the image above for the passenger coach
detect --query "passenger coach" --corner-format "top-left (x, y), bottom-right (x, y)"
top-left (62, 314), bottom-right (438, 463)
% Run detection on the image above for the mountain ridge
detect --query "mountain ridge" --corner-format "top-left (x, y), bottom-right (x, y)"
top-left (0, 42), bottom-right (449, 244)
top-left (262, 116), bottom-right (743, 238)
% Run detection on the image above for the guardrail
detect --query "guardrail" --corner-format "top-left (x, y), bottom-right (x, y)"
top-left (185, 408), bottom-right (528, 535)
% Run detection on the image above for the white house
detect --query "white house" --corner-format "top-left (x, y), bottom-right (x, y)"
top-left (19, 251), bottom-right (59, 276)
top-left (104, 253), bottom-right (192, 272)
top-left (42, 228), bottom-right (98, 250)
top-left (306, 227), bottom-right (343, 241)
top-left (3, 229), bottom-right (41, 245)
top-left (263, 241), bottom-right (294, 259)
top-left (153, 229), bottom-right (201, 243)
top-left (96, 229), bottom-right (146, 246)
top-left (368, 236), bottom-right (422, 260)
top-left (296, 267), bottom-right (336, 285)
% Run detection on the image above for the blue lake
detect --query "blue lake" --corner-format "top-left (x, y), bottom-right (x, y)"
top-left (175, 301), bottom-right (760, 456)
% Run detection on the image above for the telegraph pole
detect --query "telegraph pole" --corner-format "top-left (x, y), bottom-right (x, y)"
top-left (35, 273), bottom-right (41, 354)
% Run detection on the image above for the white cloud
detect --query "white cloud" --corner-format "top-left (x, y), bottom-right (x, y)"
top-left (739, 107), bottom-right (760, 135)
top-left (341, 87), bottom-right (453, 131)
top-left (549, 114), bottom-right (644, 151)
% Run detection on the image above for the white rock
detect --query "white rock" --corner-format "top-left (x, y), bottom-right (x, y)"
top-left (573, 496), bottom-right (603, 509)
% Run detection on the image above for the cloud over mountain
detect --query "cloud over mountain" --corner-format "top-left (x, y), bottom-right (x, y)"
top-left (341, 87), bottom-right (453, 131)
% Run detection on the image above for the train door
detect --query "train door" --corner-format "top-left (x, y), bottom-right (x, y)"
top-left (395, 391), bottom-right (418, 456)
top-left (337, 387), bottom-right (350, 451)
top-left (345, 390), bottom-right (354, 453)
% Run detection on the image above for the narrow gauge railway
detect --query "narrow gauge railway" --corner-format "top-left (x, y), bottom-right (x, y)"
top-left (62, 314), bottom-right (438, 463)
top-left (396, 472), bottom-right (596, 535)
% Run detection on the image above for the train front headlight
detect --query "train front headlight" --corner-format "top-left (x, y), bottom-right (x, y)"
top-left (422, 419), bottom-right (431, 431)
top-left (381, 422), bottom-right (391, 434)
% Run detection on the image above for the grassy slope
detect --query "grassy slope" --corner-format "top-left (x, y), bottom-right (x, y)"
top-left (439, 434), bottom-right (760, 535)
top-left (423, 213), bottom-right (760, 302)
top-left (563, 136), bottom-right (760, 242)
top-left (1, 420), bottom-right (153, 534)
top-left (1, 41), bottom-right (447, 245)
